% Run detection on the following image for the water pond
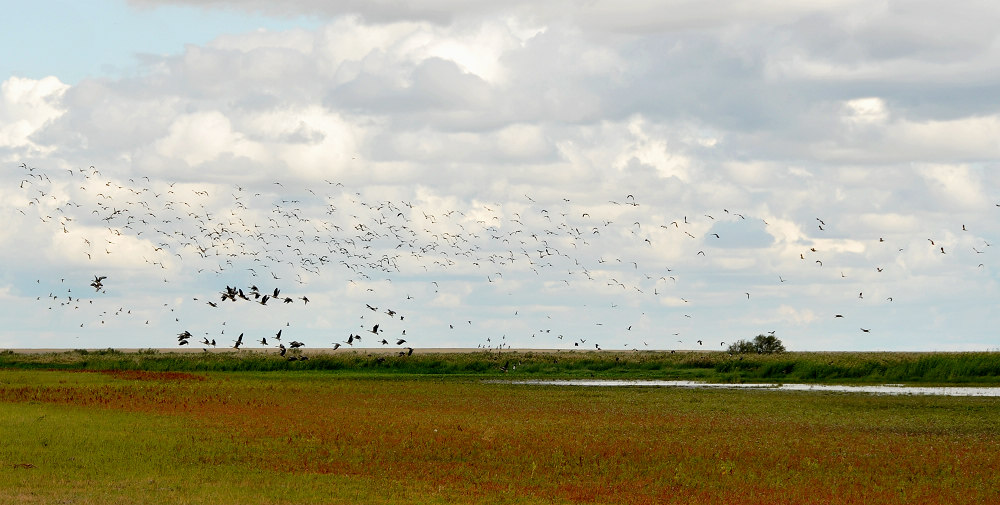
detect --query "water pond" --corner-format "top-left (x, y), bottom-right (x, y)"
top-left (494, 379), bottom-right (1000, 397)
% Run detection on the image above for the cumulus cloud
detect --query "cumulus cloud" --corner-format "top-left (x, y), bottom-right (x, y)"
top-left (0, 76), bottom-right (69, 158)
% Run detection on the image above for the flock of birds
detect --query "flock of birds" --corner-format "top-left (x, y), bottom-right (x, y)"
top-left (14, 162), bottom-right (1000, 353)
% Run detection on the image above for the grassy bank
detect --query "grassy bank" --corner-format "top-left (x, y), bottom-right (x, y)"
top-left (3, 349), bottom-right (1000, 384)
top-left (2, 369), bottom-right (999, 504)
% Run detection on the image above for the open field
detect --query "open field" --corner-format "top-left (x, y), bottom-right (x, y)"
top-left (4, 349), bottom-right (1000, 384)
top-left (2, 366), bottom-right (1000, 504)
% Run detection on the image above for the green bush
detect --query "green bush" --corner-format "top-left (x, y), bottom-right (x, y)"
top-left (726, 340), bottom-right (757, 354)
top-left (727, 334), bottom-right (786, 355)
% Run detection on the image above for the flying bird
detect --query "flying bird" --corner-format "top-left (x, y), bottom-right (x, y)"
top-left (90, 275), bottom-right (107, 291)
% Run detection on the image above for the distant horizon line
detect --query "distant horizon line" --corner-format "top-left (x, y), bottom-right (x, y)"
top-left (3, 347), bottom-right (993, 355)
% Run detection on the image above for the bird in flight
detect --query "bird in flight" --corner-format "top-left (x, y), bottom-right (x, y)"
top-left (90, 275), bottom-right (107, 292)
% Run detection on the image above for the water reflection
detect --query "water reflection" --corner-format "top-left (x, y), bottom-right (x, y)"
top-left (496, 380), bottom-right (1000, 397)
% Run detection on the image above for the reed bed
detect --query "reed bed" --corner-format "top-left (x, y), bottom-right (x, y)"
top-left (3, 349), bottom-right (1000, 384)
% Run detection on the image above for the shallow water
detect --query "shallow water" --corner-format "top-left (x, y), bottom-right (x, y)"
top-left (496, 379), bottom-right (1000, 397)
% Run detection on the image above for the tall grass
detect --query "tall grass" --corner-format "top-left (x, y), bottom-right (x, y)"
top-left (3, 349), bottom-right (1000, 383)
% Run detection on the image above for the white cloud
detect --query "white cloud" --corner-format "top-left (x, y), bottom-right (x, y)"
top-left (493, 123), bottom-right (552, 159)
top-left (155, 111), bottom-right (261, 166)
top-left (841, 97), bottom-right (888, 126)
top-left (0, 76), bottom-right (69, 157)
top-left (919, 165), bottom-right (991, 210)
top-left (614, 116), bottom-right (692, 181)
top-left (894, 117), bottom-right (1000, 160)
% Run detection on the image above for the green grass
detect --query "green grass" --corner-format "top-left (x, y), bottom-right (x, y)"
top-left (3, 349), bottom-right (1000, 384)
top-left (0, 400), bottom-right (417, 504)
top-left (2, 369), bottom-right (1000, 504)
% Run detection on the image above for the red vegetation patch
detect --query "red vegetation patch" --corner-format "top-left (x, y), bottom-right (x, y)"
top-left (97, 370), bottom-right (206, 382)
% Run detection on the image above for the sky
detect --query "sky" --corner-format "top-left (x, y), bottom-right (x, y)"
top-left (3, 0), bottom-right (1000, 352)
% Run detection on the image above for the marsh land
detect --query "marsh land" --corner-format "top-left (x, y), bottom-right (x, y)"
top-left (2, 350), bottom-right (999, 504)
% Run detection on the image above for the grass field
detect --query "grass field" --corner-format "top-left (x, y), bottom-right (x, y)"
top-left (4, 348), bottom-right (1000, 384)
top-left (2, 363), bottom-right (1000, 504)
